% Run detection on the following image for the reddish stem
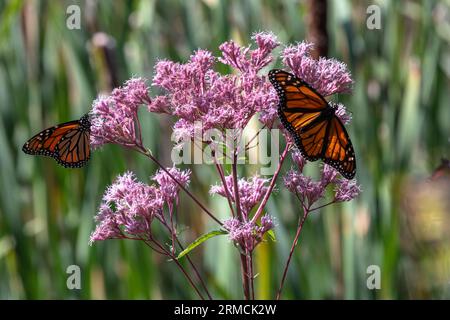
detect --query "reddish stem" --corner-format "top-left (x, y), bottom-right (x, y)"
top-left (239, 253), bottom-right (251, 300)
top-left (276, 208), bottom-right (309, 300)
top-left (159, 217), bottom-right (213, 300)
top-left (135, 145), bottom-right (222, 226)
top-left (251, 143), bottom-right (290, 224)
top-left (214, 161), bottom-right (235, 217)
top-left (145, 239), bottom-right (205, 300)
top-left (232, 153), bottom-right (251, 300)
top-left (174, 237), bottom-right (213, 300)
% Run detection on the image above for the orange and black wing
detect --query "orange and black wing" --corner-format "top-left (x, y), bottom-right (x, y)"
top-left (322, 117), bottom-right (356, 179)
top-left (22, 114), bottom-right (91, 168)
top-left (269, 69), bottom-right (327, 149)
top-left (291, 114), bottom-right (356, 179)
top-left (55, 127), bottom-right (91, 168)
top-left (296, 116), bottom-right (330, 161)
top-left (269, 69), bottom-right (329, 159)
top-left (269, 69), bottom-right (356, 179)
top-left (269, 69), bottom-right (328, 111)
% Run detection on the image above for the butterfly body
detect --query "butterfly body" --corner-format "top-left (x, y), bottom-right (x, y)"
top-left (269, 69), bottom-right (356, 179)
top-left (22, 114), bottom-right (91, 168)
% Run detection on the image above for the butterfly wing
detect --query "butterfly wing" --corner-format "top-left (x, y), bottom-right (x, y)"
top-left (294, 114), bottom-right (356, 179)
top-left (269, 69), bottom-right (328, 147)
top-left (269, 69), bottom-right (328, 112)
top-left (56, 128), bottom-right (90, 168)
top-left (269, 69), bottom-right (356, 179)
top-left (322, 117), bottom-right (356, 179)
top-left (22, 114), bottom-right (91, 168)
top-left (269, 69), bottom-right (329, 160)
top-left (22, 120), bottom-right (80, 156)
top-left (297, 116), bottom-right (330, 161)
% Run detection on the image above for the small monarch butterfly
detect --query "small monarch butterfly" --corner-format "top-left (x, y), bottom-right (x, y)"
top-left (22, 114), bottom-right (91, 168)
top-left (269, 69), bottom-right (356, 179)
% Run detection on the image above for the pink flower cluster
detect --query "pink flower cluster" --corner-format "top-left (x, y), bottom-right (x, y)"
top-left (283, 151), bottom-right (361, 207)
top-left (153, 167), bottom-right (191, 204)
top-left (223, 214), bottom-right (274, 252)
top-left (90, 167), bottom-right (190, 243)
top-left (282, 42), bottom-right (353, 97)
top-left (210, 175), bottom-right (270, 218)
top-left (89, 34), bottom-right (355, 152)
top-left (148, 32), bottom-right (281, 141)
top-left (210, 174), bottom-right (275, 251)
top-left (90, 78), bottom-right (151, 149)
top-left (88, 32), bottom-right (361, 258)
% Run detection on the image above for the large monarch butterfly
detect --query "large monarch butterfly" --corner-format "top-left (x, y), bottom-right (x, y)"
top-left (22, 114), bottom-right (91, 168)
top-left (269, 69), bottom-right (356, 179)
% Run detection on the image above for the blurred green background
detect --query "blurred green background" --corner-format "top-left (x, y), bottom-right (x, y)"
top-left (1, 0), bottom-right (450, 299)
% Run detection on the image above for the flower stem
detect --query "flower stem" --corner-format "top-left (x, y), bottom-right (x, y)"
top-left (232, 156), bottom-right (243, 221)
top-left (249, 252), bottom-right (255, 300)
top-left (135, 145), bottom-right (222, 226)
top-left (244, 125), bottom-right (266, 151)
top-left (159, 219), bottom-right (213, 300)
top-left (214, 161), bottom-right (235, 217)
top-left (251, 143), bottom-right (290, 224)
top-left (175, 238), bottom-right (213, 300)
top-left (169, 204), bottom-right (176, 255)
top-left (135, 110), bottom-right (144, 147)
top-left (276, 208), bottom-right (309, 300)
top-left (239, 253), bottom-right (251, 300)
top-left (231, 154), bottom-right (251, 300)
top-left (145, 239), bottom-right (205, 300)
top-left (310, 200), bottom-right (337, 212)
top-left (170, 254), bottom-right (205, 300)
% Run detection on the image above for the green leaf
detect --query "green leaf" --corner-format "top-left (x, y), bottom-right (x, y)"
top-left (177, 229), bottom-right (228, 259)
top-left (266, 230), bottom-right (276, 242)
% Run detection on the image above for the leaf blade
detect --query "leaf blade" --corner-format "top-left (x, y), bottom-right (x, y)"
top-left (177, 229), bottom-right (228, 259)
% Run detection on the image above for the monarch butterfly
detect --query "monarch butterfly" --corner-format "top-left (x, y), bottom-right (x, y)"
top-left (22, 114), bottom-right (91, 168)
top-left (269, 69), bottom-right (356, 179)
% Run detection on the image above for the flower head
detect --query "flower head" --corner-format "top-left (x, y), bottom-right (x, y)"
top-left (291, 150), bottom-right (306, 172)
top-left (150, 32), bottom-right (280, 140)
top-left (334, 179), bottom-right (361, 202)
top-left (153, 167), bottom-right (191, 204)
top-left (282, 41), bottom-right (353, 96)
top-left (90, 171), bottom-right (164, 243)
top-left (283, 159), bottom-right (361, 208)
top-left (90, 78), bottom-right (151, 149)
top-left (223, 214), bottom-right (274, 251)
top-left (89, 204), bottom-right (122, 244)
top-left (257, 214), bottom-right (275, 235)
top-left (210, 175), bottom-right (270, 218)
top-left (148, 95), bottom-right (171, 114)
top-left (219, 31), bottom-right (280, 73)
top-left (283, 170), bottom-right (324, 205)
top-left (334, 103), bottom-right (352, 124)
top-left (321, 164), bottom-right (339, 186)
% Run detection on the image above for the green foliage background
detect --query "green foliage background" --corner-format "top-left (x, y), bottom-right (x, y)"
top-left (1, 0), bottom-right (450, 299)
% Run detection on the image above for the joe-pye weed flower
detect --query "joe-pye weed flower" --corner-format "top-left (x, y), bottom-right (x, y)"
top-left (88, 32), bottom-right (360, 300)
